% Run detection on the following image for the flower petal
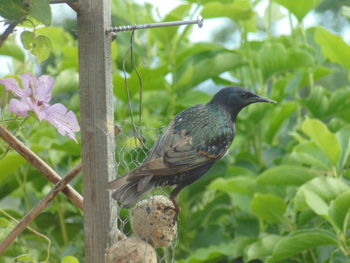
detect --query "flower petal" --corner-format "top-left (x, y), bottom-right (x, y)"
top-left (19, 73), bottom-right (34, 92)
top-left (7, 98), bottom-right (32, 116)
top-left (0, 76), bottom-right (32, 98)
top-left (32, 103), bottom-right (50, 121)
top-left (35, 75), bottom-right (54, 104)
top-left (43, 103), bottom-right (80, 142)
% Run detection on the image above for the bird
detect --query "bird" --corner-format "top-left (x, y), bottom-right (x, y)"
top-left (107, 86), bottom-right (276, 213)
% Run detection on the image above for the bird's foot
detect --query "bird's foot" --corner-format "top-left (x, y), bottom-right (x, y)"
top-left (170, 197), bottom-right (180, 224)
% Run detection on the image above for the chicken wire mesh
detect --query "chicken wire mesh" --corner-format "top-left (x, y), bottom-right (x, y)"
top-left (108, 121), bottom-right (178, 263)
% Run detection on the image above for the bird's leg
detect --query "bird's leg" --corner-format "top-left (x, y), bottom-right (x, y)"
top-left (170, 184), bottom-right (186, 223)
top-left (170, 196), bottom-right (180, 224)
top-left (170, 195), bottom-right (180, 215)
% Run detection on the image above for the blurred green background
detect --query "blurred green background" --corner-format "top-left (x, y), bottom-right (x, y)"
top-left (1, 0), bottom-right (350, 262)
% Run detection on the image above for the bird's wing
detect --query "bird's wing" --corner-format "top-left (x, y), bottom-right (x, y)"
top-left (128, 120), bottom-right (231, 180)
top-left (143, 122), bottom-right (175, 161)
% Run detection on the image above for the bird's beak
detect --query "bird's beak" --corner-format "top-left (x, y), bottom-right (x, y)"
top-left (250, 94), bottom-right (277, 104)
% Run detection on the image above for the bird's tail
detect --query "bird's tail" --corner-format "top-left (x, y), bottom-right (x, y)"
top-left (106, 175), bottom-right (154, 208)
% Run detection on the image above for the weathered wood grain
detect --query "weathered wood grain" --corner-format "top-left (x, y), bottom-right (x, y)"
top-left (77, 0), bottom-right (116, 261)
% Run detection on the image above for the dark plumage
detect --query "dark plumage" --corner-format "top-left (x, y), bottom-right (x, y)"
top-left (107, 86), bottom-right (275, 211)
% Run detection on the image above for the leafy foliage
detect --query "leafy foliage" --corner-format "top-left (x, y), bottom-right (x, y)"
top-left (1, 0), bottom-right (350, 262)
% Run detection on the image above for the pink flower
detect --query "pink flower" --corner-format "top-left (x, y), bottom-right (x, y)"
top-left (44, 103), bottom-right (80, 142)
top-left (0, 73), bottom-right (80, 142)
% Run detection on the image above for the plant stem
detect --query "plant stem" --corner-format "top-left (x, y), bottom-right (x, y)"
top-left (56, 197), bottom-right (69, 246)
top-left (310, 249), bottom-right (317, 263)
top-left (0, 209), bottom-right (51, 262)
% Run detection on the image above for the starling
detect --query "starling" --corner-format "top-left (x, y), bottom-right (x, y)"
top-left (107, 86), bottom-right (276, 212)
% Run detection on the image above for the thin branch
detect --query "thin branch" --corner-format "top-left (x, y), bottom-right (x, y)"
top-left (0, 22), bottom-right (19, 48)
top-left (0, 124), bottom-right (83, 210)
top-left (0, 162), bottom-right (82, 254)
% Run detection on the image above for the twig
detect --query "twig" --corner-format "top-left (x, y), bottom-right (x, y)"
top-left (0, 124), bottom-right (83, 210)
top-left (0, 22), bottom-right (19, 48)
top-left (0, 162), bottom-right (82, 254)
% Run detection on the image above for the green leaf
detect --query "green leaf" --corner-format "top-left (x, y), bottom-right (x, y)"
top-left (328, 191), bottom-right (350, 231)
top-left (251, 194), bottom-right (286, 224)
top-left (264, 101), bottom-right (297, 143)
top-left (329, 88), bottom-right (350, 117)
top-left (114, 66), bottom-right (167, 101)
top-left (202, 0), bottom-right (254, 20)
top-left (301, 118), bottom-right (341, 165)
top-left (258, 43), bottom-right (315, 80)
top-left (20, 31), bottom-right (35, 50)
top-left (60, 46), bottom-right (79, 71)
top-left (209, 176), bottom-right (257, 196)
top-left (286, 49), bottom-right (315, 68)
top-left (230, 193), bottom-right (252, 213)
top-left (0, 217), bottom-right (10, 228)
top-left (178, 238), bottom-right (256, 263)
top-left (0, 39), bottom-right (25, 62)
top-left (291, 142), bottom-right (331, 169)
top-left (342, 5), bottom-right (350, 18)
top-left (258, 42), bottom-right (287, 80)
top-left (177, 90), bottom-right (211, 107)
top-left (302, 85), bottom-right (330, 118)
top-left (176, 50), bottom-right (245, 90)
top-left (336, 125), bottom-right (350, 170)
top-left (28, 0), bottom-right (51, 26)
top-left (20, 31), bottom-right (53, 63)
top-left (0, 153), bottom-right (27, 183)
top-left (31, 35), bottom-right (52, 63)
top-left (163, 3), bottom-right (191, 21)
top-left (14, 254), bottom-right (35, 262)
top-left (0, 0), bottom-right (28, 22)
top-left (54, 69), bottom-right (79, 94)
top-left (257, 165), bottom-right (317, 186)
top-left (36, 27), bottom-right (73, 55)
top-left (176, 42), bottom-right (226, 63)
top-left (152, 4), bottom-right (192, 44)
top-left (315, 26), bottom-right (350, 70)
top-left (175, 63), bottom-right (194, 90)
top-left (267, 229), bottom-right (338, 262)
top-left (61, 256), bottom-right (79, 263)
top-left (302, 189), bottom-right (329, 216)
top-left (242, 15), bottom-right (257, 33)
top-left (185, 0), bottom-right (233, 3)
top-left (246, 234), bottom-right (282, 261)
top-left (263, 2), bottom-right (284, 25)
top-left (226, 165), bottom-right (255, 176)
top-left (272, 0), bottom-right (321, 21)
top-left (294, 177), bottom-right (349, 214)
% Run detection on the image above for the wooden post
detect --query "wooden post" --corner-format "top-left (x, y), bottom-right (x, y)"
top-left (77, 0), bottom-right (115, 262)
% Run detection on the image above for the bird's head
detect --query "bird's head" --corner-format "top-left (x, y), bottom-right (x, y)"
top-left (209, 86), bottom-right (276, 121)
